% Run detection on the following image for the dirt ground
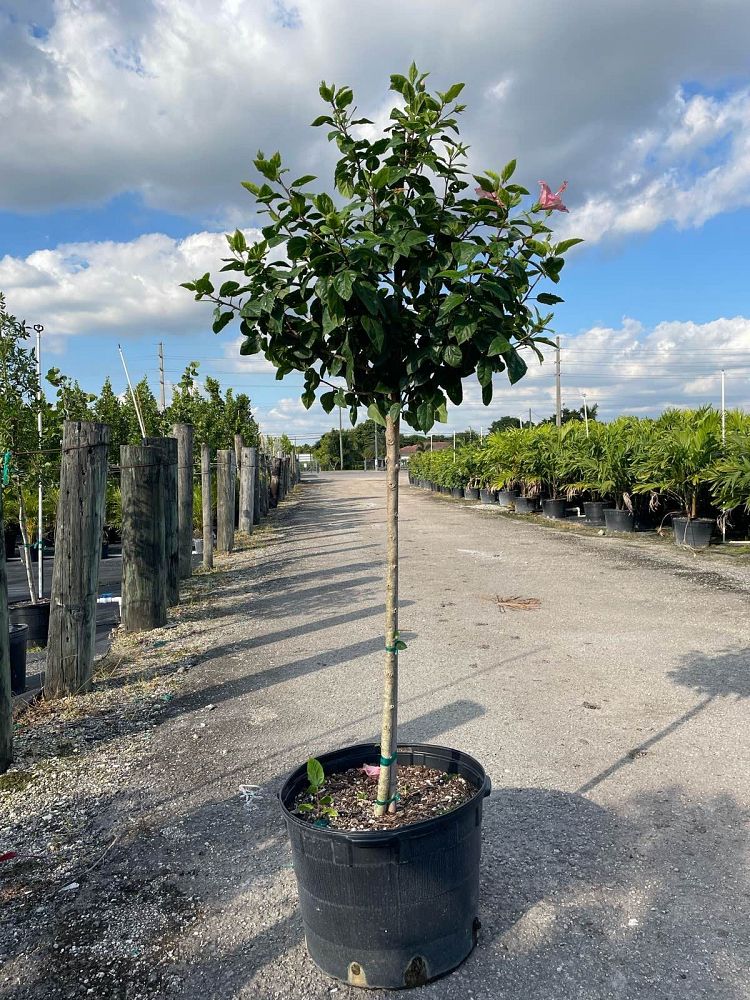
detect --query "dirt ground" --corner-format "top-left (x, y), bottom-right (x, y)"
top-left (2, 471), bottom-right (749, 1000)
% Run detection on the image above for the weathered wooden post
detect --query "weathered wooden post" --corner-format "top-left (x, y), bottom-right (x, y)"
top-left (120, 444), bottom-right (166, 632)
top-left (201, 443), bottom-right (213, 571)
top-left (46, 421), bottom-right (109, 698)
top-left (270, 456), bottom-right (281, 507)
top-left (216, 449), bottom-right (236, 553)
top-left (145, 436), bottom-right (179, 606)
top-left (239, 446), bottom-right (255, 533)
top-left (173, 423), bottom-right (193, 579)
top-left (0, 489), bottom-right (12, 772)
top-left (234, 433), bottom-right (243, 527)
top-left (252, 447), bottom-right (261, 525)
top-left (262, 455), bottom-right (270, 514)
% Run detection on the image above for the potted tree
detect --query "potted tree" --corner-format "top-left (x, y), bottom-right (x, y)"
top-left (485, 427), bottom-right (524, 507)
top-left (0, 294), bottom-right (52, 645)
top-left (574, 417), bottom-right (642, 531)
top-left (185, 66), bottom-right (578, 989)
top-left (635, 407), bottom-right (722, 547)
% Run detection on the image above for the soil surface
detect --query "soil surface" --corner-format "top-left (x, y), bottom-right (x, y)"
top-left (292, 764), bottom-right (475, 830)
top-left (2, 471), bottom-right (750, 1000)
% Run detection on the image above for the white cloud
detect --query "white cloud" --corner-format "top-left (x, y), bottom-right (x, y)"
top-left (3, 0), bottom-right (750, 241)
top-left (0, 229), bottom-right (260, 337)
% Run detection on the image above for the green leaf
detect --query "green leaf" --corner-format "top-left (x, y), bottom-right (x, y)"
top-left (503, 348), bottom-right (528, 385)
top-left (219, 280), bottom-right (240, 297)
top-left (297, 803), bottom-right (314, 813)
top-left (439, 293), bottom-right (464, 317)
top-left (501, 158), bottom-right (517, 182)
top-left (361, 316), bottom-right (385, 351)
top-left (319, 81), bottom-right (334, 102)
top-left (444, 344), bottom-right (463, 367)
top-left (482, 381), bottom-right (493, 405)
top-left (488, 334), bottom-right (511, 356)
top-left (307, 758), bottom-right (325, 791)
top-left (556, 237), bottom-right (584, 254)
top-left (239, 334), bottom-right (261, 356)
top-left (240, 180), bottom-right (261, 196)
top-left (335, 86), bottom-right (354, 109)
top-left (354, 283), bottom-right (380, 316)
top-left (332, 271), bottom-right (355, 301)
top-left (291, 174), bottom-right (317, 186)
top-left (320, 391), bottom-right (336, 414)
top-left (311, 114), bottom-right (334, 127)
top-left (287, 236), bottom-right (307, 259)
top-left (435, 400), bottom-right (448, 423)
top-left (442, 82), bottom-right (465, 103)
top-left (476, 360), bottom-right (493, 387)
top-left (368, 403), bottom-right (387, 427)
top-left (395, 639), bottom-right (407, 651)
top-left (453, 322), bottom-right (478, 345)
top-left (417, 400), bottom-right (435, 432)
top-left (212, 310), bottom-right (234, 334)
top-left (536, 293), bottom-right (564, 305)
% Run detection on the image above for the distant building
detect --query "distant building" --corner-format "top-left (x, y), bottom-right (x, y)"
top-left (399, 441), bottom-right (451, 466)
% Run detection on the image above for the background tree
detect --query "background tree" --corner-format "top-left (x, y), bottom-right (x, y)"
top-left (489, 414), bottom-right (524, 433)
top-left (185, 65), bottom-right (578, 814)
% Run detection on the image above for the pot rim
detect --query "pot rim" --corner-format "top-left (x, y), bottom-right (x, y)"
top-left (279, 741), bottom-right (490, 845)
top-left (9, 623), bottom-right (29, 636)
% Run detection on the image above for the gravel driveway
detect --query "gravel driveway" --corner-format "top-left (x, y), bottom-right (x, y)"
top-left (3, 471), bottom-right (749, 999)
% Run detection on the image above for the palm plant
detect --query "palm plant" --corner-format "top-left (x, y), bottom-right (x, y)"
top-left (709, 409), bottom-right (750, 516)
top-left (484, 427), bottom-right (527, 493)
top-left (634, 407), bottom-right (723, 518)
top-left (573, 417), bottom-right (642, 510)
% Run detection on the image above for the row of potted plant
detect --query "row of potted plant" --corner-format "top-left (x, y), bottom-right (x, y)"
top-left (408, 407), bottom-right (750, 546)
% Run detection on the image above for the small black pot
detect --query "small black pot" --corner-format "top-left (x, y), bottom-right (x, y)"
top-left (497, 490), bottom-right (518, 508)
top-left (604, 508), bottom-right (634, 533)
top-left (583, 501), bottom-right (608, 525)
top-left (513, 496), bottom-right (536, 514)
top-left (9, 599), bottom-right (51, 647)
top-left (673, 517), bottom-right (714, 549)
top-left (479, 489), bottom-right (497, 504)
top-left (9, 623), bottom-right (29, 695)
top-left (279, 743), bottom-right (491, 990)
top-left (451, 487), bottom-right (463, 499)
top-left (542, 498), bottom-right (567, 520)
top-left (464, 487), bottom-right (480, 501)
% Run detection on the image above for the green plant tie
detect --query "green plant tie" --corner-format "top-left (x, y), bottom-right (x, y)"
top-left (375, 793), bottom-right (401, 807)
top-left (379, 752), bottom-right (397, 767)
top-left (384, 644), bottom-right (399, 654)
top-left (1, 451), bottom-right (10, 486)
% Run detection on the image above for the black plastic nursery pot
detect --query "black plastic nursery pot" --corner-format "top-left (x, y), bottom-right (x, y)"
top-left (463, 487), bottom-right (480, 501)
top-left (673, 517), bottom-right (714, 549)
top-left (513, 496), bottom-right (536, 514)
top-left (9, 599), bottom-right (51, 647)
top-left (604, 508), bottom-right (634, 533)
top-left (583, 501), bottom-right (608, 525)
top-left (279, 742), bottom-right (491, 990)
top-left (542, 498), bottom-right (567, 520)
top-left (9, 623), bottom-right (29, 695)
top-left (451, 487), bottom-right (463, 499)
top-left (479, 489), bottom-right (497, 504)
top-left (497, 490), bottom-right (518, 508)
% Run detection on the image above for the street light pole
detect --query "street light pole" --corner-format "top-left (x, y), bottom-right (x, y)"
top-left (581, 392), bottom-right (589, 438)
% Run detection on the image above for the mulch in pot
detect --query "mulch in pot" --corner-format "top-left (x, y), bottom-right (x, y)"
top-left (292, 764), bottom-right (474, 832)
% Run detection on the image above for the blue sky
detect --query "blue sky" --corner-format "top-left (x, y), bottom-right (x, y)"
top-left (2, 0), bottom-right (750, 441)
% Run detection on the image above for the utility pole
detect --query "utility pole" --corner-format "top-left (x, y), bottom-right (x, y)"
top-left (721, 369), bottom-right (726, 445)
top-left (581, 392), bottom-right (589, 437)
top-left (555, 336), bottom-right (562, 429)
top-left (453, 431), bottom-right (456, 455)
top-left (338, 405), bottom-right (344, 471)
top-left (374, 425), bottom-right (378, 470)
top-left (158, 342), bottom-right (166, 412)
top-left (528, 407), bottom-right (532, 429)
top-left (34, 324), bottom-right (43, 601)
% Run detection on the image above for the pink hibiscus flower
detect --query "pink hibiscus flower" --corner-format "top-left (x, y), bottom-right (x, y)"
top-left (475, 186), bottom-right (502, 205)
top-left (538, 181), bottom-right (568, 212)
top-left (361, 763), bottom-right (380, 779)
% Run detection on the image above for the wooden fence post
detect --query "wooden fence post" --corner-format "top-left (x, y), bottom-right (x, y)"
top-left (120, 444), bottom-right (166, 632)
top-left (259, 455), bottom-right (268, 517)
top-left (270, 456), bottom-right (281, 507)
top-left (173, 423), bottom-right (194, 579)
top-left (239, 446), bottom-right (255, 533)
top-left (216, 449), bottom-right (236, 553)
top-left (252, 448), bottom-right (261, 525)
top-left (201, 443), bottom-right (213, 571)
top-left (46, 421), bottom-right (109, 697)
top-left (145, 436), bottom-right (179, 606)
top-left (234, 434), bottom-right (243, 527)
top-left (0, 489), bottom-right (12, 772)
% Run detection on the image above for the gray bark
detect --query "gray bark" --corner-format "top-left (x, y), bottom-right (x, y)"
top-left (120, 444), bottom-right (166, 633)
top-left (173, 423), bottom-right (194, 579)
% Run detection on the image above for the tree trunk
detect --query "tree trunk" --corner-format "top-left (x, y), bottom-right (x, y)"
top-left (375, 413), bottom-right (400, 817)
top-left (17, 493), bottom-right (38, 604)
top-left (0, 488), bottom-right (13, 772)
top-left (46, 421), bottom-right (110, 696)
top-left (239, 446), bottom-right (255, 533)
